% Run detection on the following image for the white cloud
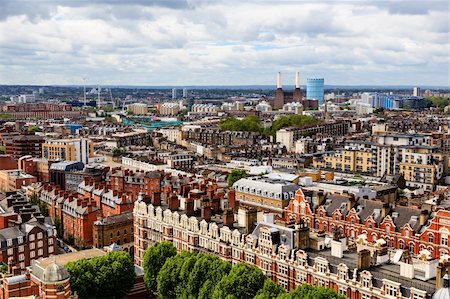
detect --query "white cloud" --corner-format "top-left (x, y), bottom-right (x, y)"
top-left (0, 0), bottom-right (448, 86)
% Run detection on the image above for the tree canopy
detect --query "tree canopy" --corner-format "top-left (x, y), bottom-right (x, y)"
top-left (426, 96), bottom-right (450, 108)
top-left (277, 284), bottom-right (345, 299)
top-left (219, 114), bottom-right (319, 136)
top-left (227, 169), bottom-right (248, 187)
top-left (219, 115), bottom-right (263, 133)
top-left (65, 251), bottom-right (136, 299)
top-left (145, 242), bottom-right (345, 299)
top-left (143, 241), bottom-right (177, 293)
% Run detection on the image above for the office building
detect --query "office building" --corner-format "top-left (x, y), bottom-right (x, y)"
top-left (306, 78), bottom-right (325, 104)
top-left (42, 138), bottom-right (93, 164)
top-left (413, 87), bottom-right (421, 97)
top-left (182, 88), bottom-right (188, 98)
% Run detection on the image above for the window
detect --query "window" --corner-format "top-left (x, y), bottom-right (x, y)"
top-left (19, 254), bottom-right (25, 261)
top-left (29, 234), bottom-right (35, 241)
top-left (7, 248), bottom-right (13, 255)
top-left (386, 284), bottom-right (397, 297)
top-left (49, 247), bottom-right (54, 253)
top-left (278, 264), bottom-right (288, 275)
top-left (37, 232), bottom-right (43, 239)
top-left (30, 251), bottom-right (35, 258)
top-left (7, 239), bottom-right (12, 247)
top-left (19, 245), bottom-right (24, 253)
top-left (38, 241), bottom-right (43, 248)
top-left (409, 243), bottom-right (415, 253)
top-left (49, 238), bottom-right (53, 245)
top-left (30, 242), bottom-right (35, 250)
top-left (428, 233), bottom-right (434, 243)
top-left (38, 249), bottom-right (43, 256)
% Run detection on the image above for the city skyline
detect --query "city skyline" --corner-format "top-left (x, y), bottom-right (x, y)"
top-left (0, 0), bottom-right (448, 86)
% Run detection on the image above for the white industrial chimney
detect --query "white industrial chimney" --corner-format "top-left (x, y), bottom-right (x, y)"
top-left (277, 72), bottom-right (282, 89)
top-left (295, 72), bottom-right (300, 89)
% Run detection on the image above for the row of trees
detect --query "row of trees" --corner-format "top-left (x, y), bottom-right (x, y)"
top-left (219, 115), bottom-right (320, 136)
top-left (65, 251), bottom-right (136, 298)
top-left (426, 96), bottom-right (450, 108)
top-left (143, 242), bottom-right (345, 299)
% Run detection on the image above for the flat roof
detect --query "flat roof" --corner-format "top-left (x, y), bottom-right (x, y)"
top-left (39, 248), bottom-right (106, 268)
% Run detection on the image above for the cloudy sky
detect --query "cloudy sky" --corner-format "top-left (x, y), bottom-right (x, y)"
top-left (0, 0), bottom-right (449, 86)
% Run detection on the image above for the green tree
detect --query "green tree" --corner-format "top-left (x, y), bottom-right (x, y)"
top-left (277, 284), bottom-right (345, 299)
top-left (143, 241), bottom-right (177, 293)
top-left (0, 113), bottom-right (12, 119)
top-left (27, 125), bottom-right (41, 133)
top-left (186, 254), bottom-right (231, 299)
top-left (212, 263), bottom-right (266, 299)
top-left (66, 251), bottom-right (135, 298)
top-left (254, 279), bottom-right (286, 299)
top-left (219, 116), bottom-right (263, 133)
top-left (112, 147), bottom-right (126, 157)
top-left (157, 251), bottom-right (194, 299)
top-left (426, 96), bottom-right (450, 108)
top-left (227, 169), bottom-right (248, 187)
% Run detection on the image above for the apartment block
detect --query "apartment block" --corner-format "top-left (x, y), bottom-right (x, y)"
top-left (42, 138), bottom-right (93, 164)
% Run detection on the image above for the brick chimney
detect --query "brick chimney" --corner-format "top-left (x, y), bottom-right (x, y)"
top-left (152, 191), bottom-right (161, 206)
top-left (223, 209), bottom-right (234, 228)
top-left (186, 198), bottom-right (195, 217)
top-left (227, 190), bottom-right (236, 210)
top-left (168, 194), bottom-right (179, 211)
top-left (201, 206), bottom-right (211, 222)
top-left (211, 197), bottom-right (220, 214)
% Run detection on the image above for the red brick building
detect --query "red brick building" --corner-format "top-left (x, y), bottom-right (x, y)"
top-left (281, 189), bottom-right (450, 259)
top-left (0, 133), bottom-right (44, 159)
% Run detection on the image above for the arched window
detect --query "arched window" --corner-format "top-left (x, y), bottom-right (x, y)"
top-left (110, 232), bottom-right (113, 238)
top-left (428, 233), bottom-right (434, 243)
top-left (117, 231), bottom-right (120, 237)
top-left (124, 229), bottom-right (127, 235)
top-left (399, 240), bottom-right (404, 249)
top-left (409, 242), bottom-right (415, 253)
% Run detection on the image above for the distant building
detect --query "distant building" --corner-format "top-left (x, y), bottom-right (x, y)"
top-left (127, 103), bottom-right (148, 115)
top-left (1, 103), bottom-right (82, 119)
top-left (0, 133), bottom-right (45, 159)
top-left (159, 102), bottom-right (180, 116)
top-left (273, 72), bottom-right (303, 109)
top-left (172, 88), bottom-right (177, 99)
top-left (42, 138), bottom-right (93, 164)
top-left (306, 78), bottom-right (324, 104)
top-left (283, 102), bottom-right (303, 114)
top-left (413, 86), bottom-right (421, 97)
top-left (182, 88), bottom-right (188, 98)
top-left (256, 101), bottom-right (272, 112)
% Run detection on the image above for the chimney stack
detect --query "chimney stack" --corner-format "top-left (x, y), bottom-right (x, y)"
top-left (295, 72), bottom-right (300, 89)
top-left (357, 249), bottom-right (371, 270)
top-left (168, 194), bottom-right (179, 211)
top-left (223, 209), bottom-right (234, 228)
top-left (201, 206), bottom-right (212, 222)
top-left (186, 198), bottom-right (194, 217)
top-left (277, 72), bottom-right (282, 89)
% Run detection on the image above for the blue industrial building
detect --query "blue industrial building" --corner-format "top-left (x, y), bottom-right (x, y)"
top-left (306, 78), bottom-right (324, 104)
